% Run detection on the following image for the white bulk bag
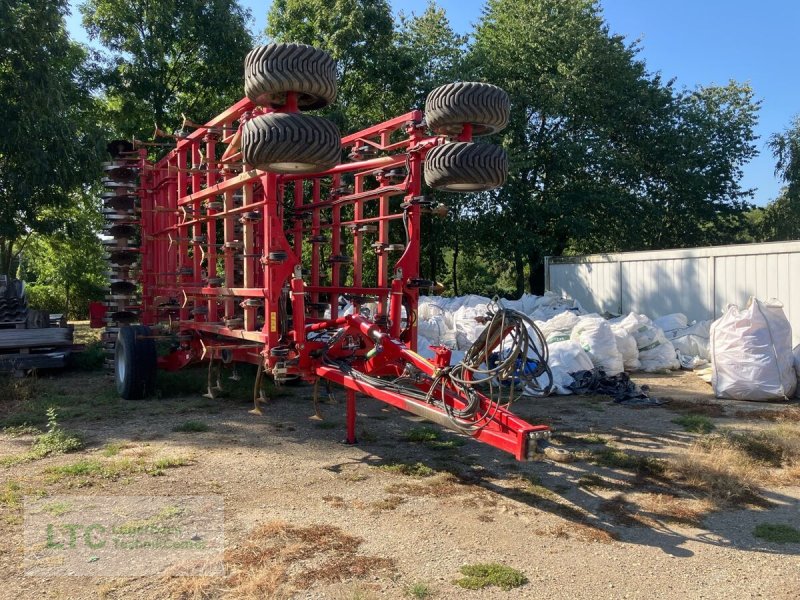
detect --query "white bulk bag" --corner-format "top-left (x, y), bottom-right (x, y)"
top-left (670, 320), bottom-right (712, 360)
top-left (540, 311), bottom-right (579, 344)
top-left (547, 340), bottom-right (595, 394)
top-left (711, 298), bottom-right (796, 401)
top-left (570, 316), bottom-right (624, 376)
top-left (653, 313), bottom-right (689, 336)
top-left (618, 313), bottom-right (679, 372)
top-left (611, 324), bottom-right (641, 371)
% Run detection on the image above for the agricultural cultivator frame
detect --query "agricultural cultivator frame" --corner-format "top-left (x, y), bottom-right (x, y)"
top-left (97, 43), bottom-right (553, 461)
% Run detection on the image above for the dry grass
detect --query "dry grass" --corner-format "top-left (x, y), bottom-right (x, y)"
top-left (663, 398), bottom-right (726, 417)
top-left (385, 472), bottom-right (473, 498)
top-left (630, 492), bottom-right (713, 527)
top-left (168, 521), bottom-right (394, 599)
top-left (663, 422), bottom-right (800, 508)
top-left (544, 522), bottom-right (618, 543)
top-left (733, 406), bottom-right (800, 423)
top-left (369, 495), bottom-right (406, 512)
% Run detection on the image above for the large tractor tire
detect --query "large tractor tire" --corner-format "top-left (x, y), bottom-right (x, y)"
top-left (424, 142), bottom-right (507, 192)
top-left (115, 325), bottom-right (157, 400)
top-left (425, 82), bottom-right (510, 136)
top-left (242, 112), bottom-right (341, 174)
top-left (245, 43), bottom-right (337, 110)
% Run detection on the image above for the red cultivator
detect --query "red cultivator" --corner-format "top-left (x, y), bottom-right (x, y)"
top-left (97, 43), bottom-right (552, 460)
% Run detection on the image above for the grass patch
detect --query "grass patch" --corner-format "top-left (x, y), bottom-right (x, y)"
top-left (404, 426), bottom-right (465, 450)
top-left (673, 414), bottom-right (715, 434)
top-left (377, 461), bottom-right (436, 477)
top-left (45, 455), bottom-right (190, 482)
top-left (454, 563), bottom-right (527, 591)
top-left (1, 408), bottom-right (83, 466)
top-left (406, 582), bottom-right (434, 599)
top-left (69, 342), bottom-right (105, 371)
top-left (405, 427), bottom-right (440, 443)
top-left (2, 424), bottom-right (41, 437)
top-left (583, 447), bottom-right (665, 476)
top-left (101, 442), bottom-right (128, 457)
top-left (753, 522), bottom-right (800, 544)
top-left (0, 481), bottom-right (22, 508)
top-left (172, 420), bottom-right (210, 433)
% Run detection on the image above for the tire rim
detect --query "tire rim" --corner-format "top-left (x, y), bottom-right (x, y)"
top-left (443, 182), bottom-right (495, 192)
top-left (116, 343), bottom-right (126, 386)
top-left (268, 161), bottom-right (325, 173)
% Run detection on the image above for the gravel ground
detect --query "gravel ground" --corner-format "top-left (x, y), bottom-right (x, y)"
top-left (1, 367), bottom-right (799, 599)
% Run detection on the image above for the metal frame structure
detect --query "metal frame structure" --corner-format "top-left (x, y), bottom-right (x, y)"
top-left (101, 92), bottom-right (550, 461)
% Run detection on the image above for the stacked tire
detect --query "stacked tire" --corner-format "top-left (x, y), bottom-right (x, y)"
top-left (423, 82), bottom-right (511, 192)
top-left (0, 276), bottom-right (28, 325)
top-left (101, 142), bottom-right (143, 371)
top-left (241, 43), bottom-right (342, 174)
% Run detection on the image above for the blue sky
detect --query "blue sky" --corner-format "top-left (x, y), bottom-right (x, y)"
top-left (66, 0), bottom-right (799, 205)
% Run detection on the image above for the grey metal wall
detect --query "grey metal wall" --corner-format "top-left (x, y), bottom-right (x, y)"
top-left (545, 241), bottom-right (800, 344)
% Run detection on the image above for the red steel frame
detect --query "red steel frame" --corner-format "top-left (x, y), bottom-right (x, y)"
top-left (132, 96), bottom-right (550, 460)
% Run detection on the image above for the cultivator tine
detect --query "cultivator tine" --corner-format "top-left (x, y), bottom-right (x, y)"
top-left (310, 378), bottom-right (324, 421)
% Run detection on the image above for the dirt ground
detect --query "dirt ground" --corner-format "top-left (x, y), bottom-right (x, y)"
top-left (1, 337), bottom-right (800, 599)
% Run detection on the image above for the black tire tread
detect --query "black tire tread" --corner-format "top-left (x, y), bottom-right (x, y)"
top-left (242, 112), bottom-right (341, 174)
top-left (245, 43), bottom-right (337, 110)
top-left (425, 82), bottom-right (510, 136)
top-left (115, 325), bottom-right (156, 400)
top-left (424, 142), bottom-right (508, 192)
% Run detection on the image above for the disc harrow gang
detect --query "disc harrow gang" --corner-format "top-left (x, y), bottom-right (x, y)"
top-left (98, 43), bottom-right (553, 460)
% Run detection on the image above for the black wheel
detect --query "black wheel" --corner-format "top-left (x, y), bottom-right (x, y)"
top-left (425, 82), bottom-right (510, 136)
top-left (115, 325), bottom-right (157, 400)
top-left (242, 112), bottom-right (341, 174)
top-left (424, 142), bottom-right (508, 192)
top-left (244, 43), bottom-right (337, 110)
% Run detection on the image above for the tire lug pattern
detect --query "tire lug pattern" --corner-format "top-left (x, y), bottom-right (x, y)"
top-left (425, 82), bottom-right (510, 136)
top-left (424, 141), bottom-right (508, 191)
top-left (242, 112), bottom-right (342, 174)
top-left (245, 43), bottom-right (337, 110)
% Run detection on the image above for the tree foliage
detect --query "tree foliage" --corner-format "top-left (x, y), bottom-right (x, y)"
top-left (266, 0), bottom-right (414, 130)
top-left (19, 193), bottom-right (107, 318)
top-left (761, 116), bottom-right (800, 240)
top-left (81, 0), bottom-right (254, 137)
top-left (471, 0), bottom-right (760, 293)
top-left (0, 0), bottom-right (104, 275)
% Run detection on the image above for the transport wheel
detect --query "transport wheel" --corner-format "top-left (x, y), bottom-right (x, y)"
top-left (244, 43), bottom-right (337, 110)
top-left (425, 82), bottom-right (510, 136)
top-left (242, 112), bottom-right (341, 174)
top-left (115, 325), bottom-right (157, 400)
top-left (424, 142), bottom-right (507, 192)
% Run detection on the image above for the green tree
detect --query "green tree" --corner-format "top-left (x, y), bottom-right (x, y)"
top-left (81, 0), bottom-right (254, 138)
top-left (19, 193), bottom-right (107, 318)
top-left (396, 2), bottom-right (468, 288)
top-left (0, 0), bottom-right (104, 276)
top-left (266, 0), bottom-right (414, 131)
top-left (761, 117), bottom-right (800, 240)
top-left (471, 0), bottom-right (759, 294)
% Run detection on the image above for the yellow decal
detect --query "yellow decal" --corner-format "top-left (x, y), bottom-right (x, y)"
top-left (270, 311), bottom-right (277, 332)
top-left (405, 350), bottom-right (428, 364)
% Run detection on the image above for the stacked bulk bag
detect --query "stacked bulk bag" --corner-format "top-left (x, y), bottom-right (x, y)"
top-left (711, 298), bottom-right (796, 400)
top-left (617, 313), bottom-right (680, 372)
top-left (570, 315), bottom-right (624, 376)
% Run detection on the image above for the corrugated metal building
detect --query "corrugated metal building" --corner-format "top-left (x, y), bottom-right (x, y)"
top-left (545, 241), bottom-right (800, 344)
